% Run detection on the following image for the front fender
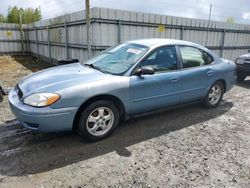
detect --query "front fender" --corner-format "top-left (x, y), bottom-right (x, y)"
top-left (50, 76), bottom-right (131, 114)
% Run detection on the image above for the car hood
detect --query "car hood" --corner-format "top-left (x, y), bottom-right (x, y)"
top-left (239, 53), bottom-right (250, 59)
top-left (18, 63), bottom-right (110, 96)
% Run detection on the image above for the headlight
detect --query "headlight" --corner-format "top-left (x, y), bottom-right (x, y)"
top-left (235, 58), bottom-right (245, 64)
top-left (23, 93), bottom-right (60, 107)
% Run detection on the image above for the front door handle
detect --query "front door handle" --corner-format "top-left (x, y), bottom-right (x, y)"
top-left (170, 77), bottom-right (179, 83)
top-left (207, 70), bottom-right (214, 76)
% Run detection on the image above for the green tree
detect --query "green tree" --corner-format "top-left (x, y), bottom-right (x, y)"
top-left (5, 6), bottom-right (42, 24)
top-left (7, 6), bottom-right (20, 23)
top-left (34, 8), bottom-right (42, 22)
top-left (0, 14), bottom-right (6, 23)
top-left (226, 17), bottom-right (235, 24)
top-left (23, 8), bottom-right (35, 23)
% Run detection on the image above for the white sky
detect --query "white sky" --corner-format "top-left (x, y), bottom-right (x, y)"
top-left (1, 0), bottom-right (250, 24)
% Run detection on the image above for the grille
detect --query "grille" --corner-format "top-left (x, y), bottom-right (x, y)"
top-left (16, 85), bottom-right (23, 99)
top-left (244, 60), bottom-right (250, 67)
top-left (245, 59), bottom-right (250, 64)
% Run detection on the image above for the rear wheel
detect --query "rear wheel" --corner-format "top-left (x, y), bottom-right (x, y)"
top-left (77, 100), bottom-right (120, 142)
top-left (204, 81), bottom-right (224, 108)
top-left (236, 72), bottom-right (246, 81)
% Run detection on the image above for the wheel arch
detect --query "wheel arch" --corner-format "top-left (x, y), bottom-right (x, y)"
top-left (216, 79), bottom-right (227, 93)
top-left (72, 94), bottom-right (126, 131)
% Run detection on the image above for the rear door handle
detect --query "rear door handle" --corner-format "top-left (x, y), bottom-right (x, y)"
top-left (207, 70), bottom-right (214, 76)
top-left (170, 77), bottom-right (179, 83)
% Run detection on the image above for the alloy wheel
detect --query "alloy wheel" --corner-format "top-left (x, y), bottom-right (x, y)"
top-left (86, 107), bottom-right (114, 136)
top-left (208, 84), bottom-right (222, 105)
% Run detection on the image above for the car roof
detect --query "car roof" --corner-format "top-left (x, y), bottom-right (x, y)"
top-left (127, 38), bottom-right (203, 48)
top-left (126, 38), bottom-right (221, 62)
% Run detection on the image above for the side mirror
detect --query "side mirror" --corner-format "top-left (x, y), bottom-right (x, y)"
top-left (134, 66), bottom-right (154, 76)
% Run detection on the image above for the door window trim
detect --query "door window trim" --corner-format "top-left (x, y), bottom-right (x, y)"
top-left (176, 45), bottom-right (214, 70)
top-left (130, 45), bottom-right (181, 76)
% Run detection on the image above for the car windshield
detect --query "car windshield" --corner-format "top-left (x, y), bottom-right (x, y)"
top-left (86, 43), bottom-right (149, 75)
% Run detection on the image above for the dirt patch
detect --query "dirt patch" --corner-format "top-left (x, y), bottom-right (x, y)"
top-left (0, 56), bottom-right (54, 123)
top-left (0, 56), bottom-right (250, 187)
top-left (0, 55), bottom-right (54, 88)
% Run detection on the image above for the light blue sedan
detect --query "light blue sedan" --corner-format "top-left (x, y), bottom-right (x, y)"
top-left (8, 39), bottom-right (236, 141)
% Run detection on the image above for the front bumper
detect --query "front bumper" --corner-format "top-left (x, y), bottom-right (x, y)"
top-left (236, 64), bottom-right (250, 75)
top-left (8, 88), bottom-right (78, 132)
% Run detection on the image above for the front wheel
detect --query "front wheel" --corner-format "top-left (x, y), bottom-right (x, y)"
top-left (77, 100), bottom-right (120, 142)
top-left (204, 82), bottom-right (224, 108)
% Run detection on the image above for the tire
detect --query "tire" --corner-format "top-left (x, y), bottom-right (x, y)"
top-left (236, 72), bottom-right (246, 81)
top-left (204, 81), bottom-right (224, 108)
top-left (77, 100), bottom-right (120, 142)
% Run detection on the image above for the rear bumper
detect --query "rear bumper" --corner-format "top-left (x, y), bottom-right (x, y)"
top-left (8, 88), bottom-right (78, 132)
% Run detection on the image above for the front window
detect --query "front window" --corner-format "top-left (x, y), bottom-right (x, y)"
top-left (87, 43), bottom-right (149, 75)
top-left (141, 46), bottom-right (177, 73)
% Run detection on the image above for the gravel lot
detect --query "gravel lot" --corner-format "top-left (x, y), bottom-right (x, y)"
top-left (0, 56), bottom-right (250, 188)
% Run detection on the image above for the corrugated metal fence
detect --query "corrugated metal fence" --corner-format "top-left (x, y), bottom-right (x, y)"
top-left (0, 23), bottom-right (28, 54)
top-left (1, 7), bottom-right (250, 61)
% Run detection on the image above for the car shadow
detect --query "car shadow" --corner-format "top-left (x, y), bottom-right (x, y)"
top-left (236, 79), bottom-right (250, 89)
top-left (0, 101), bottom-right (233, 176)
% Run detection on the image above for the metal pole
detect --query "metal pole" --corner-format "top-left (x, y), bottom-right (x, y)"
top-left (180, 26), bottom-right (184, 40)
top-left (47, 25), bottom-right (51, 62)
top-left (26, 27), bottom-right (30, 53)
top-left (64, 22), bottom-right (69, 59)
top-left (19, 13), bottom-right (24, 55)
top-left (35, 27), bottom-right (39, 58)
top-left (85, 0), bottom-right (91, 59)
top-left (118, 20), bottom-right (122, 43)
top-left (205, 4), bottom-right (212, 45)
top-left (220, 29), bottom-right (226, 58)
top-left (208, 4), bottom-right (212, 25)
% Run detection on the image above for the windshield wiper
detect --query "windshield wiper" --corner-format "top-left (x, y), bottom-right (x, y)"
top-left (84, 63), bottom-right (93, 68)
top-left (84, 63), bottom-right (108, 74)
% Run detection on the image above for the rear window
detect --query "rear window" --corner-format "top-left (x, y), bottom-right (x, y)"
top-left (179, 46), bottom-right (214, 68)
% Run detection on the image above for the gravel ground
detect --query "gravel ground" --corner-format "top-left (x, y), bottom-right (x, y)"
top-left (0, 56), bottom-right (250, 188)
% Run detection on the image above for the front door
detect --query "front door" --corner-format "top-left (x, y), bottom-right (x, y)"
top-left (129, 46), bottom-right (182, 115)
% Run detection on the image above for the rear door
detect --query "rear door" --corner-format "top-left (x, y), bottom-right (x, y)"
top-left (177, 45), bottom-right (215, 103)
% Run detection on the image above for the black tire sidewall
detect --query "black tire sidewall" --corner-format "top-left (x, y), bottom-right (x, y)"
top-left (78, 100), bottom-right (120, 142)
top-left (204, 81), bottom-right (224, 108)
